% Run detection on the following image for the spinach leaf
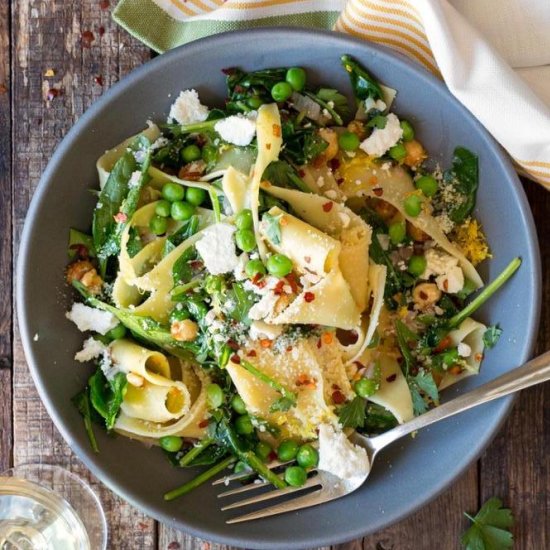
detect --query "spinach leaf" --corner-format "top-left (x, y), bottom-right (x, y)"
top-left (341, 54), bottom-right (383, 102)
top-left (262, 160), bottom-right (311, 193)
top-left (126, 227), bottom-right (143, 258)
top-left (93, 135), bottom-right (151, 276)
top-left (446, 147), bottom-right (479, 223)
top-left (225, 282), bottom-right (257, 326)
top-left (172, 247), bottom-right (197, 285)
top-left (72, 389), bottom-right (99, 453)
top-left (89, 369), bottom-right (127, 430)
top-left (483, 325), bottom-right (503, 349)
top-left (338, 396), bottom-right (366, 429)
top-left (282, 125), bottom-right (328, 165)
top-left (164, 216), bottom-right (200, 257)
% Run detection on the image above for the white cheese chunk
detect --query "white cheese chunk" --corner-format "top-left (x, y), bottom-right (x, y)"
top-left (248, 292), bottom-right (279, 321)
top-left (421, 248), bottom-right (464, 294)
top-left (249, 320), bottom-right (283, 341)
top-left (215, 115), bottom-right (256, 146)
top-left (168, 89), bottom-right (209, 125)
top-left (66, 303), bottom-right (118, 335)
top-left (359, 113), bottom-right (403, 158)
top-left (74, 337), bottom-right (108, 363)
top-left (458, 342), bottom-right (472, 357)
top-left (318, 424), bottom-right (370, 481)
top-left (195, 223), bottom-right (239, 275)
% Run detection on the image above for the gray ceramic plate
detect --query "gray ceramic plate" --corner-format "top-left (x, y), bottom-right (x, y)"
top-left (18, 28), bottom-right (541, 549)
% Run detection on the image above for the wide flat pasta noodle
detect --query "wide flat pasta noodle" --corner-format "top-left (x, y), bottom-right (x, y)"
top-left (340, 160), bottom-right (483, 288)
top-left (222, 166), bottom-right (251, 214)
top-left (439, 317), bottom-right (487, 390)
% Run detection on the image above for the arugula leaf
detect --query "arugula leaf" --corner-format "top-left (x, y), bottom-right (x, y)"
top-left (338, 396), bottom-right (367, 429)
top-left (225, 282), bottom-right (256, 326)
top-left (262, 212), bottom-right (282, 245)
top-left (341, 54), bottom-right (383, 102)
top-left (461, 498), bottom-right (514, 550)
top-left (262, 160), bottom-right (311, 193)
top-left (72, 390), bottom-right (99, 453)
top-left (89, 369), bottom-right (127, 430)
top-left (93, 135), bottom-right (151, 276)
top-left (395, 320), bottom-right (418, 377)
top-left (483, 325), bottom-right (503, 349)
top-left (446, 147), bottom-right (479, 223)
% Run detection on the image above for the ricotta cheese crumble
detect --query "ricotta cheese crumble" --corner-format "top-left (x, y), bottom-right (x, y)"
top-left (360, 113), bottom-right (403, 158)
top-left (214, 114), bottom-right (256, 146)
top-left (195, 223), bottom-right (239, 275)
top-left (168, 89), bottom-right (209, 125)
top-left (66, 303), bottom-right (118, 335)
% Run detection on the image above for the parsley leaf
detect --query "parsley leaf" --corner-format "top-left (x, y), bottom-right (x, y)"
top-left (338, 396), bottom-right (367, 429)
top-left (483, 325), bottom-right (503, 349)
top-left (461, 497), bottom-right (514, 550)
top-left (262, 212), bottom-right (282, 245)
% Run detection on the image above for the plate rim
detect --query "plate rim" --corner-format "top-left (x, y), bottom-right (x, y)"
top-left (16, 26), bottom-right (541, 549)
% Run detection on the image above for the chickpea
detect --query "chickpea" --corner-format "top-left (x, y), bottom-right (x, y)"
top-left (170, 319), bottom-right (199, 342)
top-left (318, 128), bottom-right (339, 161)
top-left (412, 283), bottom-right (441, 309)
top-left (407, 220), bottom-right (430, 242)
top-left (403, 140), bottom-right (427, 168)
top-left (80, 269), bottom-right (103, 295)
top-left (347, 120), bottom-right (367, 140)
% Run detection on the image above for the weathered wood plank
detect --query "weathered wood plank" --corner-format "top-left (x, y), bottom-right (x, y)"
top-left (0, 0), bottom-right (12, 473)
top-left (479, 182), bottom-right (549, 550)
top-left (10, 1), bottom-right (155, 547)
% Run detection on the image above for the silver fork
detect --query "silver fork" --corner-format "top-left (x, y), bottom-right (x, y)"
top-left (213, 350), bottom-right (550, 523)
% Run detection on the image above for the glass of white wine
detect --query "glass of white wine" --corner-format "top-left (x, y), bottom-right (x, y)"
top-left (0, 464), bottom-right (107, 550)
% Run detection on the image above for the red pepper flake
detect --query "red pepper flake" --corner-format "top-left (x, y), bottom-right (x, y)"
top-left (353, 361), bottom-right (366, 370)
top-left (322, 201), bottom-right (333, 212)
top-left (167, 543), bottom-right (181, 550)
top-left (273, 280), bottom-right (285, 295)
top-left (98, 26), bottom-right (105, 36)
top-left (475, 353), bottom-right (483, 362)
top-left (272, 124), bottom-right (281, 137)
top-left (189, 260), bottom-right (203, 270)
top-left (373, 187), bottom-right (383, 197)
top-left (198, 419), bottom-right (209, 428)
top-left (443, 279), bottom-right (449, 292)
top-left (434, 336), bottom-right (452, 353)
top-left (286, 346), bottom-right (293, 352)
top-left (266, 143), bottom-right (272, 150)
top-left (227, 339), bottom-right (239, 351)
top-left (81, 30), bottom-right (95, 48)
top-left (298, 169), bottom-right (306, 177)
top-left (99, 0), bottom-right (110, 9)
top-left (94, 75), bottom-right (104, 86)
top-left (113, 212), bottom-right (127, 223)
top-left (332, 390), bottom-right (346, 404)
top-left (268, 451), bottom-right (278, 462)
top-left (337, 177), bottom-right (344, 185)
top-left (369, 175), bottom-right (378, 185)
top-left (329, 158), bottom-right (340, 170)
top-left (331, 383), bottom-right (340, 390)
top-left (252, 273), bottom-right (267, 288)
top-left (304, 291), bottom-right (315, 303)
top-left (316, 339), bottom-right (322, 349)
top-left (230, 354), bottom-right (241, 364)
top-left (246, 349), bottom-right (257, 357)
top-left (260, 339), bottom-right (272, 349)
top-left (386, 374), bottom-right (397, 383)
top-left (285, 272), bottom-right (299, 293)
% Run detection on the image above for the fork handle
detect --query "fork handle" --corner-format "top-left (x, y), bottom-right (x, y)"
top-left (369, 349), bottom-right (550, 453)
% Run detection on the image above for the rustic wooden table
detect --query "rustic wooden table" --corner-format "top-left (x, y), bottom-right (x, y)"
top-left (0, 2), bottom-right (548, 549)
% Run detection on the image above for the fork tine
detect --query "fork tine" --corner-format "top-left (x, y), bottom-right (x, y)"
top-left (225, 487), bottom-right (331, 523)
top-left (221, 476), bottom-right (320, 512)
top-left (212, 459), bottom-right (290, 486)
top-left (218, 479), bottom-right (270, 498)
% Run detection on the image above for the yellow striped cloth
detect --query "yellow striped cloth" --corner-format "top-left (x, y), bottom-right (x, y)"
top-left (113, 0), bottom-right (550, 187)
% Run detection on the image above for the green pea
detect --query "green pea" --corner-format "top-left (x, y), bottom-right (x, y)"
top-left (271, 81), bottom-right (293, 103)
top-left (171, 200), bottom-right (196, 221)
top-left (162, 182), bottom-right (185, 202)
top-left (296, 444), bottom-right (319, 469)
top-left (105, 323), bottom-right (127, 341)
top-left (206, 383), bottom-right (224, 409)
top-left (388, 221), bottom-right (406, 245)
top-left (338, 131), bottom-right (360, 152)
top-left (169, 307), bottom-right (190, 323)
top-left (389, 143), bottom-right (407, 161)
top-left (247, 96), bottom-right (263, 109)
top-left (235, 229), bottom-right (256, 252)
top-left (355, 378), bottom-right (378, 398)
top-left (202, 145), bottom-right (218, 165)
top-left (234, 461), bottom-right (249, 474)
top-left (234, 414), bottom-right (254, 435)
top-left (404, 194), bottom-right (423, 217)
top-left (285, 67), bottom-right (307, 92)
top-left (284, 465), bottom-right (307, 487)
top-left (155, 199), bottom-right (171, 218)
top-left (245, 259), bottom-right (266, 278)
top-left (415, 175), bottom-right (438, 197)
top-left (277, 439), bottom-right (299, 462)
top-left (181, 144), bottom-right (202, 163)
top-left (231, 395), bottom-right (247, 415)
top-left (159, 436), bottom-right (183, 453)
top-left (400, 120), bottom-right (415, 142)
top-left (235, 209), bottom-right (253, 230)
top-left (442, 347), bottom-right (459, 366)
top-left (185, 187), bottom-right (207, 206)
top-left (408, 254), bottom-right (427, 277)
top-left (266, 254), bottom-right (293, 278)
top-left (256, 441), bottom-right (272, 462)
top-left (149, 215), bottom-right (168, 235)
